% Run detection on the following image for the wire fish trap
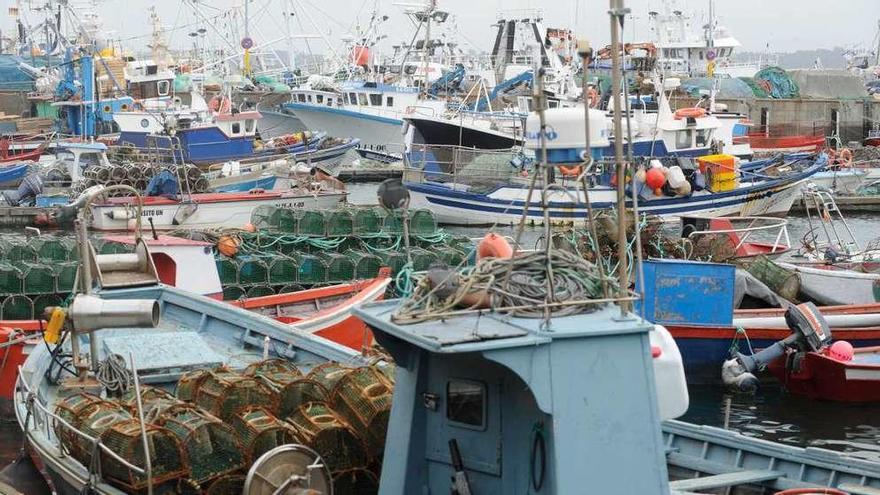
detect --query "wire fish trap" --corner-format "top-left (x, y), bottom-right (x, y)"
top-left (378, 252), bottom-right (407, 276)
top-left (175, 369), bottom-right (216, 402)
top-left (318, 252), bottom-right (355, 283)
top-left (222, 285), bottom-right (247, 301)
top-left (5, 240), bottom-right (36, 262)
top-left (236, 256), bottom-right (269, 286)
top-left (55, 261), bottom-right (79, 293)
top-left (409, 247), bottom-right (438, 272)
top-left (290, 253), bottom-right (327, 285)
top-left (268, 257), bottom-right (298, 285)
top-left (194, 369), bottom-right (279, 421)
top-left (246, 285), bottom-right (275, 298)
top-left (352, 208), bottom-right (383, 235)
top-left (20, 262), bottom-right (56, 295)
top-left (287, 402), bottom-right (368, 473)
top-left (0, 263), bottom-right (22, 295)
top-left (296, 210), bottom-right (326, 237)
top-left (230, 406), bottom-right (298, 462)
top-left (325, 209), bottom-right (354, 237)
top-left (252, 206), bottom-right (297, 232)
top-left (203, 474), bottom-right (245, 495)
top-left (250, 368), bottom-right (307, 418)
top-left (98, 239), bottom-right (134, 255)
top-left (32, 294), bottom-right (63, 318)
top-left (276, 283), bottom-right (305, 294)
top-left (99, 419), bottom-right (190, 493)
top-left (54, 393), bottom-right (133, 467)
top-left (215, 256), bottom-right (238, 285)
top-left (346, 250), bottom-right (382, 280)
top-left (32, 237), bottom-right (75, 261)
top-left (331, 366), bottom-right (393, 460)
top-left (156, 405), bottom-right (246, 486)
top-left (431, 245), bottom-right (467, 267)
top-left (2, 295), bottom-right (32, 320)
top-left (332, 468), bottom-right (380, 495)
top-left (409, 209), bottom-right (438, 235)
top-left (118, 386), bottom-right (186, 423)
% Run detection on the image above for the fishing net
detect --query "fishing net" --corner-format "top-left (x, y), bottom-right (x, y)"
top-left (325, 209), bottom-right (354, 237)
top-left (5, 240), bottom-right (36, 262)
top-left (352, 208), bottom-right (383, 235)
top-left (268, 257), bottom-right (298, 285)
top-left (54, 393), bottom-right (133, 467)
top-left (0, 263), bottom-right (22, 295)
top-left (32, 294), bottom-right (63, 318)
top-left (331, 366), bottom-right (393, 460)
top-left (193, 369), bottom-right (279, 421)
top-left (156, 405), bottom-right (246, 485)
top-left (287, 402), bottom-right (368, 472)
top-left (222, 285), bottom-right (247, 301)
top-left (20, 262), bottom-right (56, 294)
top-left (55, 262), bottom-right (79, 293)
top-left (175, 369), bottom-right (215, 402)
top-left (246, 285), bottom-right (275, 298)
top-left (229, 406), bottom-right (298, 461)
top-left (99, 419), bottom-right (189, 492)
top-left (332, 468), bottom-right (380, 495)
top-left (203, 474), bottom-right (245, 495)
top-left (2, 295), bottom-right (32, 319)
top-left (33, 238), bottom-right (75, 261)
top-left (295, 210), bottom-right (325, 237)
top-left (290, 253), bottom-right (327, 285)
top-left (237, 256), bottom-right (269, 285)
top-left (346, 250), bottom-right (383, 280)
top-left (215, 257), bottom-right (238, 285)
top-left (318, 253), bottom-right (355, 283)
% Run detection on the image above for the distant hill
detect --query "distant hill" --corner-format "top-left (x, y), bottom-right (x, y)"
top-left (734, 47), bottom-right (848, 70)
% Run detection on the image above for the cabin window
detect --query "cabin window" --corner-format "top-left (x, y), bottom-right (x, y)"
top-left (307, 95), bottom-right (313, 103)
top-left (695, 129), bottom-right (708, 147)
top-left (327, 98), bottom-right (333, 106)
top-left (349, 92), bottom-right (358, 105)
top-left (676, 130), bottom-right (692, 149)
top-left (232, 122), bottom-right (241, 134)
top-left (316, 94), bottom-right (324, 104)
top-left (358, 93), bottom-right (368, 106)
top-left (297, 94), bottom-right (306, 103)
top-left (245, 119), bottom-right (255, 133)
top-left (698, 51), bottom-right (704, 60)
top-left (386, 96), bottom-right (394, 107)
top-left (157, 80), bottom-right (170, 96)
top-left (446, 379), bottom-right (486, 429)
top-left (549, 100), bottom-right (559, 109)
top-left (369, 94), bottom-right (382, 106)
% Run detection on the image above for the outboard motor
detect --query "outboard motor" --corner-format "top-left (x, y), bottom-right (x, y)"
top-left (722, 302), bottom-right (832, 392)
top-left (2, 173), bottom-right (43, 206)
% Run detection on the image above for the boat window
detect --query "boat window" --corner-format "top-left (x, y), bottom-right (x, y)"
top-left (447, 379), bottom-right (486, 429)
top-left (232, 122), bottom-right (241, 134)
top-left (327, 97), bottom-right (334, 107)
top-left (316, 94), bottom-right (324, 104)
top-left (369, 94), bottom-right (382, 106)
top-left (695, 129), bottom-right (708, 147)
top-left (549, 100), bottom-right (559, 109)
top-left (245, 119), bottom-right (255, 133)
top-left (298, 94), bottom-right (306, 103)
top-left (307, 95), bottom-right (313, 103)
top-left (157, 80), bottom-right (170, 96)
top-left (676, 130), bottom-right (692, 149)
top-left (358, 93), bottom-right (368, 106)
top-left (349, 93), bottom-right (358, 105)
top-left (698, 51), bottom-right (704, 60)
top-left (386, 96), bottom-right (394, 107)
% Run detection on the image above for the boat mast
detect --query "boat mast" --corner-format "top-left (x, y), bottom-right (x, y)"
top-left (421, 0), bottom-right (437, 98)
top-left (609, 0), bottom-right (632, 314)
top-left (707, 0), bottom-right (716, 112)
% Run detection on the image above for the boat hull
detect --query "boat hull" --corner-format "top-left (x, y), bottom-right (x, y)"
top-left (89, 191), bottom-right (347, 230)
top-left (286, 103), bottom-right (404, 152)
top-left (407, 115), bottom-right (521, 149)
top-left (256, 109), bottom-right (306, 140)
top-left (767, 348), bottom-right (880, 402)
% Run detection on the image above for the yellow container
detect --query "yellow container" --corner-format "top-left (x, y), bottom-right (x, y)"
top-left (697, 154), bottom-right (737, 175)
top-left (709, 171), bottom-right (738, 192)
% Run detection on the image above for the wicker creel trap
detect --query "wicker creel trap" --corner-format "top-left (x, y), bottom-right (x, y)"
top-left (54, 393), bottom-right (132, 466)
top-left (331, 366), bottom-right (394, 459)
top-left (193, 369), bottom-right (279, 421)
top-left (286, 401), bottom-right (369, 473)
top-left (229, 406), bottom-right (299, 462)
top-left (99, 419), bottom-right (189, 493)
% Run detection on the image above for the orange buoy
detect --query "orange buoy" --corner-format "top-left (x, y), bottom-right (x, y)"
top-left (243, 223), bottom-right (257, 233)
top-left (673, 107), bottom-right (707, 120)
top-left (837, 148), bottom-right (853, 167)
top-left (209, 95), bottom-right (232, 114)
top-left (645, 167), bottom-right (666, 189)
top-left (559, 165), bottom-right (582, 177)
top-left (217, 235), bottom-right (241, 257)
top-left (477, 233), bottom-right (513, 260)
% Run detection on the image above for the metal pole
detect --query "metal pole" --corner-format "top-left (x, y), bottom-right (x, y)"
top-left (130, 353), bottom-right (153, 495)
top-left (535, 68), bottom-right (556, 328)
top-left (609, 0), bottom-right (631, 315)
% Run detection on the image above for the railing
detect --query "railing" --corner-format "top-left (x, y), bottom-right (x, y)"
top-left (681, 216), bottom-right (791, 258)
top-left (405, 144), bottom-right (530, 191)
top-left (15, 366), bottom-right (151, 484)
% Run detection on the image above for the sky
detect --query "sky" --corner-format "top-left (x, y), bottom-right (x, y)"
top-left (4, 0), bottom-right (880, 56)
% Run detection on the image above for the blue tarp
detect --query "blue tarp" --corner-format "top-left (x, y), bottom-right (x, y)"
top-left (0, 55), bottom-right (36, 92)
top-left (145, 170), bottom-right (179, 197)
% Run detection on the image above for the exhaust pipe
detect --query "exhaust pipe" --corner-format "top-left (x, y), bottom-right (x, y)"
top-left (69, 295), bottom-right (159, 332)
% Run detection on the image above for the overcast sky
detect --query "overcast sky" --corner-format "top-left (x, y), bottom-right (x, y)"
top-left (6, 0), bottom-right (880, 55)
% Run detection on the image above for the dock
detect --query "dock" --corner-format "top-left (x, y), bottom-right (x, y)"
top-left (338, 166), bottom-right (403, 182)
top-left (792, 196), bottom-right (880, 213)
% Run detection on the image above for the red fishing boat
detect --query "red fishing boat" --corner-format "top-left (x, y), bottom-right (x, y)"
top-left (740, 123), bottom-right (827, 154)
top-left (0, 142), bottom-right (46, 163)
top-left (766, 344), bottom-right (880, 402)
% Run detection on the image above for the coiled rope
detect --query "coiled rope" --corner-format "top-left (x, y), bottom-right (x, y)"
top-left (96, 354), bottom-right (132, 396)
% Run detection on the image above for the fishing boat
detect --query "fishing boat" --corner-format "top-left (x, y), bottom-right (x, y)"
top-left (765, 344), bottom-right (880, 402)
top-left (0, 142), bottom-right (46, 164)
top-left (86, 188), bottom-right (346, 231)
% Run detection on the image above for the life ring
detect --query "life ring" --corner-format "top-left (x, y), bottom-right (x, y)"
top-left (559, 165), bottom-right (583, 177)
top-left (837, 147), bottom-right (853, 167)
top-left (209, 95), bottom-right (232, 114)
top-left (674, 107), bottom-right (707, 120)
top-left (477, 233), bottom-right (513, 260)
top-left (587, 87), bottom-right (599, 108)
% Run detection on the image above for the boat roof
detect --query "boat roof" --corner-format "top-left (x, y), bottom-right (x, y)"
top-left (56, 141), bottom-right (108, 152)
top-left (215, 111), bottom-right (262, 121)
top-left (101, 234), bottom-right (212, 247)
top-left (341, 81), bottom-right (420, 94)
top-left (354, 301), bottom-right (653, 354)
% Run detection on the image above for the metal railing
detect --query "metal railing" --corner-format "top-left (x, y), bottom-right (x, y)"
top-left (405, 144), bottom-right (531, 191)
top-left (681, 216), bottom-right (791, 258)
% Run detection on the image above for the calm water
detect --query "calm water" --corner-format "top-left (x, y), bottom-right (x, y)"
top-left (2, 185), bottom-right (879, 491)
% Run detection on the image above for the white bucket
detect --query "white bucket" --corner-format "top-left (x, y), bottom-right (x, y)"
top-left (667, 165), bottom-right (687, 188)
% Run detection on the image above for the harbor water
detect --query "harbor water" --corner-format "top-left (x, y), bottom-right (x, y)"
top-left (1, 184), bottom-right (879, 492)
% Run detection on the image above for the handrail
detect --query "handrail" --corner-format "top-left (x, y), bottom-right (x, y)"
top-left (16, 366), bottom-right (148, 477)
top-left (683, 216), bottom-right (790, 255)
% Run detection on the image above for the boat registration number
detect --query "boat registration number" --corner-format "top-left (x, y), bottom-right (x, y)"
top-left (141, 209), bottom-right (165, 217)
top-left (275, 201), bottom-right (306, 208)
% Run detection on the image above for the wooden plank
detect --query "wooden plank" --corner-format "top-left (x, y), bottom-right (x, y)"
top-left (838, 484), bottom-right (880, 495)
top-left (670, 470), bottom-right (782, 491)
